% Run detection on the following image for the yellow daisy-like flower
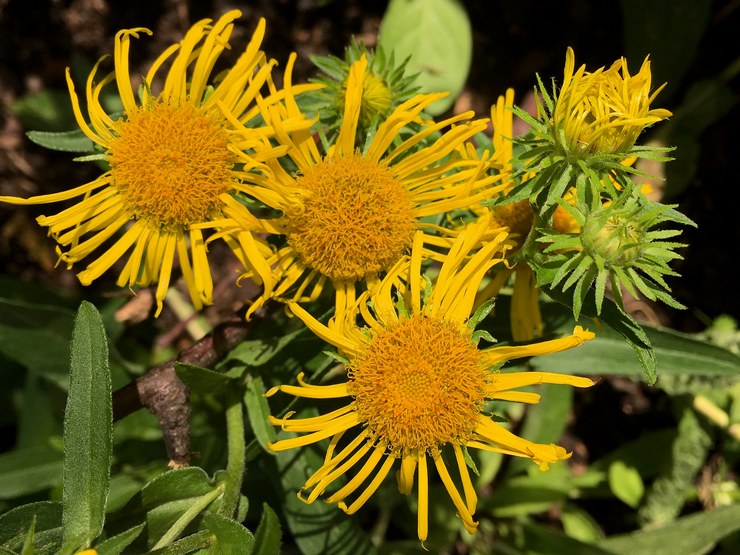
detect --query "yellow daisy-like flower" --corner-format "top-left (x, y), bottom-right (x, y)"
top-left (0, 11), bottom-right (308, 315)
top-left (226, 55), bottom-right (504, 319)
top-left (554, 46), bottom-right (672, 155)
top-left (266, 215), bottom-right (596, 541)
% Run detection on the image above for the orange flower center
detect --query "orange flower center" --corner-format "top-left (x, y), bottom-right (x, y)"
top-left (349, 314), bottom-right (486, 453)
top-left (286, 154), bottom-right (416, 281)
top-left (108, 101), bottom-right (233, 228)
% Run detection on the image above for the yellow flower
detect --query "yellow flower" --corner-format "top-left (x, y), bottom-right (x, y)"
top-left (228, 55), bottom-right (504, 319)
top-left (554, 47), bottom-right (671, 155)
top-left (0, 11), bottom-right (305, 316)
top-left (266, 215), bottom-right (595, 541)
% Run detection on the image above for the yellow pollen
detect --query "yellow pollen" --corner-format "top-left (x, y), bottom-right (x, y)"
top-left (286, 154), bottom-right (416, 281)
top-left (348, 314), bottom-right (486, 453)
top-left (108, 101), bottom-right (233, 228)
top-left (490, 199), bottom-right (534, 242)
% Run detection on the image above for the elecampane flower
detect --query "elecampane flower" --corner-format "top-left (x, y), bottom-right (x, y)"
top-left (266, 214), bottom-right (595, 541)
top-left (554, 46), bottom-right (671, 155)
top-left (224, 55), bottom-right (505, 319)
top-left (0, 10), bottom-right (305, 315)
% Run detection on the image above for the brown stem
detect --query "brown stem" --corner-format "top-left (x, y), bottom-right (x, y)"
top-left (112, 311), bottom-right (262, 467)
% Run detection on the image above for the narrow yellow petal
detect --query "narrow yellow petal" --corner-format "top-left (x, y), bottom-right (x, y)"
top-left (335, 55), bottom-right (366, 155)
top-left (325, 440), bottom-right (385, 503)
top-left (396, 450), bottom-right (418, 495)
top-left (417, 452), bottom-right (429, 542)
top-left (453, 443), bottom-right (478, 515)
top-left (269, 413), bottom-right (360, 452)
top-left (482, 326), bottom-right (595, 366)
top-left (340, 450), bottom-right (396, 514)
top-left (154, 232), bottom-right (177, 317)
top-left (433, 453), bottom-right (478, 534)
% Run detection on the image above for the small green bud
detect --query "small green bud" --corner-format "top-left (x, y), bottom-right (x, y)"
top-left (581, 209), bottom-right (645, 267)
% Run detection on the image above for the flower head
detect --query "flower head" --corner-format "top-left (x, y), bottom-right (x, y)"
top-left (229, 55), bottom-right (503, 318)
top-left (307, 39), bottom-right (419, 138)
top-left (0, 11), bottom-right (306, 315)
top-left (266, 216), bottom-right (595, 541)
top-left (554, 47), bottom-right (671, 156)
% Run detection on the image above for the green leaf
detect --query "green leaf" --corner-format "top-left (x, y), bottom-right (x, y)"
top-left (485, 472), bottom-right (572, 517)
top-left (252, 503), bottom-right (281, 555)
top-left (94, 524), bottom-right (145, 555)
top-left (378, 0), bottom-right (472, 115)
top-left (0, 446), bottom-right (63, 499)
top-left (26, 129), bottom-right (95, 153)
top-left (0, 502), bottom-right (63, 555)
top-left (20, 515), bottom-right (36, 555)
top-left (521, 522), bottom-right (613, 555)
top-left (598, 504), bottom-right (740, 555)
top-left (560, 505), bottom-right (604, 543)
top-left (111, 467), bottom-right (219, 550)
top-left (608, 460), bottom-right (645, 508)
top-left (201, 513), bottom-right (255, 555)
top-left (0, 297), bottom-right (76, 388)
top-left (175, 362), bottom-right (235, 393)
top-left (11, 89), bottom-right (77, 131)
top-left (531, 320), bottom-right (740, 381)
top-left (244, 375), bottom-right (277, 453)
top-left (638, 404), bottom-right (712, 527)
top-left (62, 301), bottom-right (112, 553)
top-left (224, 327), bottom-right (305, 369)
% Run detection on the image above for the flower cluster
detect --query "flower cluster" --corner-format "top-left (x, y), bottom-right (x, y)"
top-left (0, 10), bottom-right (691, 543)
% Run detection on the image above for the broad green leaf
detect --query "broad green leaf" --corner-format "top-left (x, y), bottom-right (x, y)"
top-left (560, 505), bottom-right (604, 543)
top-left (0, 446), bottom-right (62, 499)
top-left (378, 0), bottom-right (472, 115)
top-left (16, 374), bottom-right (58, 449)
top-left (531, 321), bottom-right (740, 380)
top-left (0, 298), bottom-right (76, 388)
top-left (598, 504), bottom-right (740, 554)
top-left (484, 469), bottom-right (572, 517)
top-left (94, 524), bottom-right (145, 555)
top-left (109, 467), bottom-right (219, 550)
top-left (608, 460), bottom-right (645, 508)
top-left (252, 503), bottom-right (281, 555)
top-left (26, 129), bottom-right (95, 153)
top-left (62, 301), bottom-right (112, 553)
top-left (0, 502), bottom-right (63, 555)
top-left (223, 327), bottom-right (304, 369)
top-left (11, 89), bottom-right (77, 131)
top-left (146, 531), bottom-right (212, 555)
top-left (521, 522), bottom-right (613, 555)
top-left (244, 375), bottom-right (277, 453)
top-left (175, 362), bottom-right (235, 393)
top-left (201, 512), bottom-right (255, 555)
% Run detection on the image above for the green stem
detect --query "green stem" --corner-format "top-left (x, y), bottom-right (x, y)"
top-left (520, 212), bottom-right (546, 264)
top-left (151, 485), bottom-right (224, 550)
top-left (219, 396), bottom-right (246, 518)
